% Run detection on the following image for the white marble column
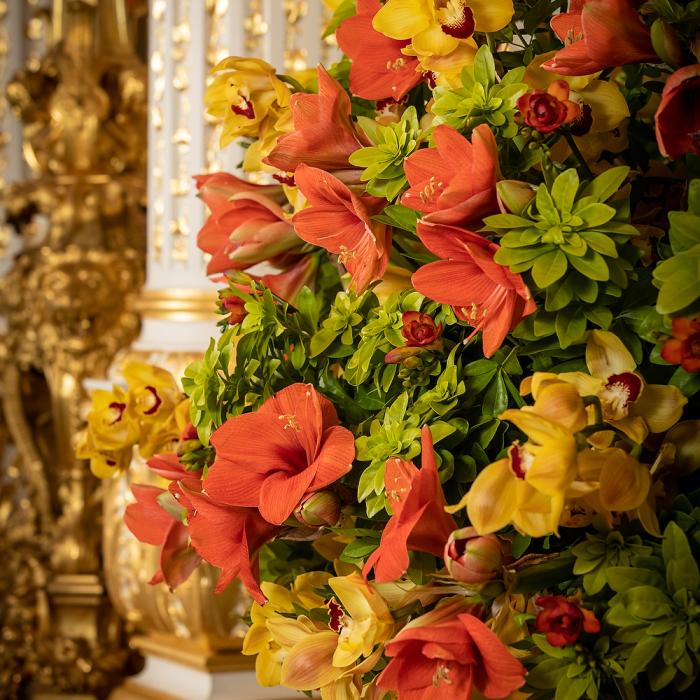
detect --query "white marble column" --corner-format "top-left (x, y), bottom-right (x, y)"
top-left (137, 0), bottom-right (336, 353)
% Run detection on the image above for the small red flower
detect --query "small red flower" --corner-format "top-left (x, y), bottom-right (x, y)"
top-left (655, 64), bottom-right (700, 160)
top-left (535, 595), bottom-right (600, 647)
top-left (517, 81), bottom-right (581, 134)
top-left (661, 315), bottom-right (700, 373)
top-left (402, 311), bottom-right (442, 347)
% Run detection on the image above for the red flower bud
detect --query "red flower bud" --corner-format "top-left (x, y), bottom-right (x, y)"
top-left (517, 81), bottom-right (581, 134)
top-left (535, 595), bottom-right (600, 647)
top-left (402, 311), bottom-right (442, 347)
top-left (661, 315), bottom-right (700, 373)
top-left (444, 527), bottom-right (504, 584)
top-left (294, 490), bottom-right (341, 527)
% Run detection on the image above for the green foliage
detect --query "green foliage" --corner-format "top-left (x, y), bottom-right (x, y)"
top-left (432, 45), bottom-right (527, 138)
top-left (653, 179), bottom-right (700, 315)
top-left (350, 107), bottom-right (422, 199)
top-left (605, 523), bottom-right (700, 692)
top-left (571, 531), bottom-right (654, 596)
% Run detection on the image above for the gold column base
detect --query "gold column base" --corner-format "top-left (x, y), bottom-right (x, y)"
top-left (48, 574), bottom-right (106, 643)
top-left (131, 633), bottom-right (254, 673)
top-left (110, 682), bottom-right (182, 700)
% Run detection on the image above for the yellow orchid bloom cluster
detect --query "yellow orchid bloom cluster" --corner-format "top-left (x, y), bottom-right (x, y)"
top-left (455, 331), bottom-right (687, 538)
top-left (76, 361), bottom-right (187, 478)
top-left (204, 57), bottom-right (293, 171)
top-left (243, 571), bottom-right (394, 699)
top-left (373, 0), bottom-right (514, 77)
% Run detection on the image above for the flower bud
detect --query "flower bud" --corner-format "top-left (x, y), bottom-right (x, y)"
top-left (497, 180), bottom-right (536, 216)
top-left (401, 311), bottom-right (442, 347)
top-left (651, 20), bottom-right (684, 67)
top-left (444, 527), bottom-right (503, 584)
top-left (294, 491), bottom-right (341, 527)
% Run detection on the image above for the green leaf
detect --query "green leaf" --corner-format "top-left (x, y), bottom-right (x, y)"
top-left (663, 521), bottom-right (694, 566)
top-left (551, 168), bottom-right (579, 216)
top-left (483, 371), bottom-right (508, 417)
top-left (532, 250), bottom-right (568, 288)
top-left (321, 0), bottom-right (356, 38)
top-left (536, 183), bottom-right (561, 224)
top-left (555, 673), bottom-right (590, 700)
top-left (623, 635), bottom-right (664, 683)
top-left (575, 203), bottom-right (616, 227)
top-left (555, 310), bottom-right (587, 349)
top-left (668, 211), bottom-right (700, 254)
top-left (605, 566), bottom-right (664, 592)
top-left (568, 249), bottom-right (610, 281)
top-left (582, 306), bottom-right (612, 330)
top-left (582, 166), bottom-right (629, 202)
top-left (473, 44), bottom-right (496, 87)
top-left (528, 658), bottom-right (570, 689)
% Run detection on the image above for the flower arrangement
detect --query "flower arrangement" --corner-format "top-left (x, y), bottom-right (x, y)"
top-left (86, 1), bottom-right (700, 698)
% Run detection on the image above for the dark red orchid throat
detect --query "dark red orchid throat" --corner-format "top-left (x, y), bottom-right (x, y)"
top-left (437, 0), bottom-right (475, 39)
top-left (327, 597), bottom-right (344, 632)
top-left (605, 372), bottom-right (642, 406)
top-left (231, 96), bottom-right (255, 119)
top-left (508, 442), bottom-right (531, 480)
top-left (108, 401), bottom-right (126, 424)
top-left (143, 386), bottom-right (163, 415)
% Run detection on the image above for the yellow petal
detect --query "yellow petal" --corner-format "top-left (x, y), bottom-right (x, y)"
top-left (585, 330), bottom-right (636, 378)
top-left (266, 618), bottom-right (317, 650)
top-left (469, 0), bottom-right (515, 32)
top-left (466, 459), bottom-right (519, 534)
top-left (412, 24), bottom-right (460, 58)
top-left (242, 624), bottom-right (271, 655)
top-left (580, 80), bottom-right (630, 132)
top-left (281, 631), bottom-right (344, 690)
top-left (527, 440), bottom-right (578, 496)
top-left (321, 678), bottom-right (360, 700)
top-left (598, 449), bottom-right (650, 512)
top-left (557, 371), bottom-right (604, 398)
top-left (513, 485), bottom-right (560, 537)
top-left (501, 408), bottom-right (570, 446)
top-left (256, 648), bottom-right (285, 687)
top-left (330, 573), bottom-right (390, 624)
top-left (608, 415), bottom-right (648, 445)
top-left (630, 384), bottom-right (687, 434)
top-left (531, 382), bottom-right (588, 433)
top-left (373, 0), bottom-right (431, 40)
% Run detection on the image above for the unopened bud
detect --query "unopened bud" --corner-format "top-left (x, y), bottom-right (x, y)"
top-left (497, 180), bottom-right (536, 215)
top-left (294, 491), bottom-right (341, 527)
top-left (444, 527), bottom-right (504, 584)
top-left (651, 20), bottom-right (684, 67)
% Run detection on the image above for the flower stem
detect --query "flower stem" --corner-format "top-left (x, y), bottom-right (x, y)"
top-left (563, 131), bottom-right (594, 180)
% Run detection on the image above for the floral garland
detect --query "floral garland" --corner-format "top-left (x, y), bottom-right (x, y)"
top-left (82, 1), bottom-right (700, 698)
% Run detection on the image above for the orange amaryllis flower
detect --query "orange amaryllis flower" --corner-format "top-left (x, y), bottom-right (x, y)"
top-left (544, 0), bottom-right (656, 76)
top-left (203, 383), bottom-right (355, 526)
top-left (336, 0), bottom-right (422, 101)
top-left (655, 64), bottom-right (700, 160)
top-left (412, 221), bottom-right (535, 357)
top-left (292, 164), bottom-right (391, 293)
top-left (264, 66), bottom-right (369, 174)
top-left (124, 458), bottom-right (203, 590)
top-left (195, 172), bottom-right (300, 276)
top-left (184, 488), bottom-right (279, 604)
top-left (363, 425), bottom-right (456, 582)
top-left (401, 124), bottom-right (499, 228)
top-left (377, 600), bottom-right (526, 700)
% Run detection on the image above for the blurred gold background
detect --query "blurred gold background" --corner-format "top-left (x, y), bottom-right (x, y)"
top-left (0, 1), bottom-right (327, 698)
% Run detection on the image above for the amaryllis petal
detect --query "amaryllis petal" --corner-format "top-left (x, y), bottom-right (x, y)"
top-left (124, 484), bottom-right (175, 546)
top-left (159, 520), bottom-right (202, 590)
top-left (258, 469), bottom-right (316, 525)
top-left (363, 426), bottom-right (456, 582)
top-left (336, 0), bottom-right (422, 101)
top-left (265, 66), bottom-right (368, 173)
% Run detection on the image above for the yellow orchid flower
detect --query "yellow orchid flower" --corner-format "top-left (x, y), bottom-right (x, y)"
top-left (75, 427), bottom-right (134, 478)
top-left (275, 572), bottom-right (393, 694)
top-left (566, 447), bottom-right (651, 530)
top-left (122, 361), bottom-right (182, 429)
top-left (204, 57), bottom-right (292, 170)
top-left (455, 382), bottom-right (586, 537)
top-left (83, 385), bottom-right (139, 453)
top-left (373, 0), bottom-right (513, 60)
top-left (525, 331), bottom-right (687, 445)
